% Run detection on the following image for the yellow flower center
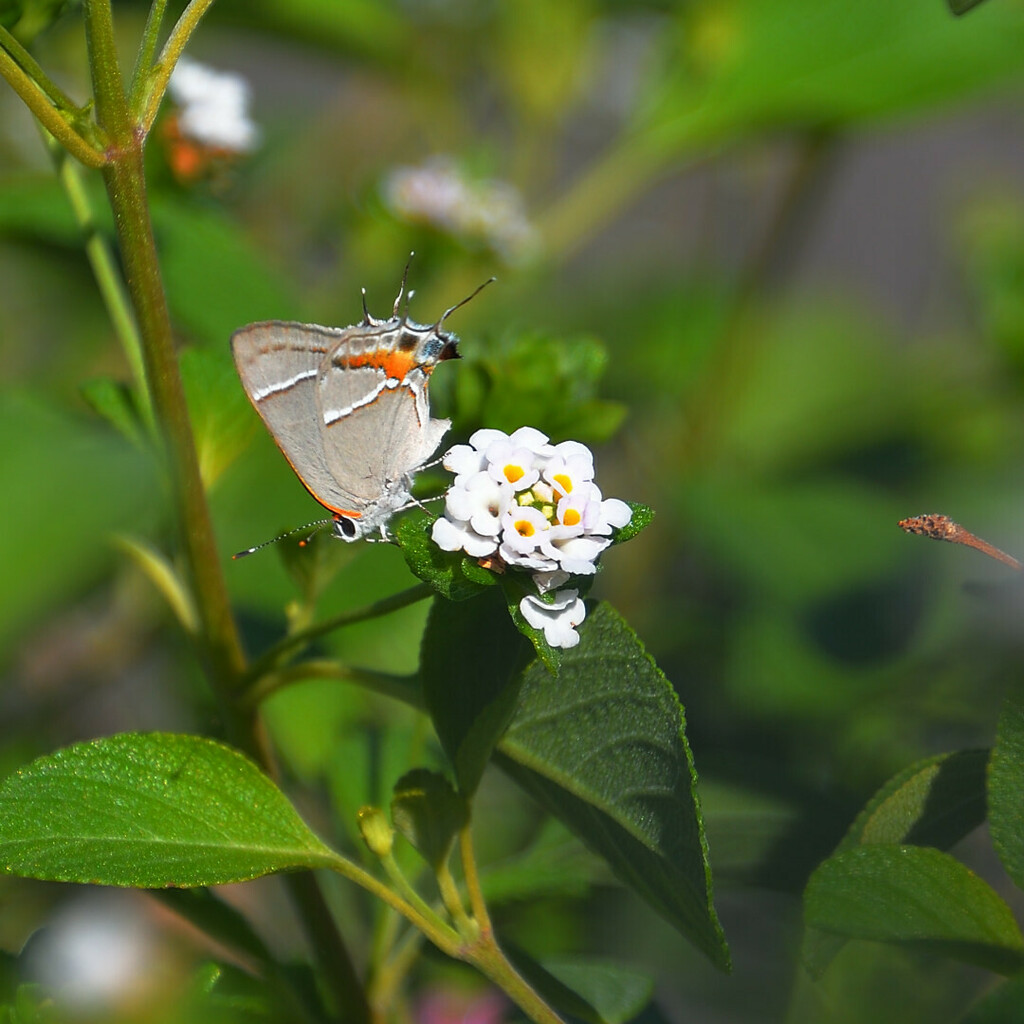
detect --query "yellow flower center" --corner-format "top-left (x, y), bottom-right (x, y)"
top-left (514, 519), bottom-right (535, 538)
top-left (563, 508), bottom-right (581, 527)
top-left (504, 464), bottom-right (525, 484)
top-left (552, 473), bottom-right (573, 496)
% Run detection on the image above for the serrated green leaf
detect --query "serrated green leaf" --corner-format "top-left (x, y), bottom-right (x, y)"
top-left (989, 685), bottom-right (1024, 891)
top-left (0, 733), bottom-right (339, 887)
top-left (804, 845), bottom-right (1024, 974)
top-left (497, 602), bottom-right (728, 971)
top-left (391, 768), bottom-right (468, 869)
top-left (396, 511), bottom-right (500, 601)
top-left (420, 591), bottom-right (532, 795)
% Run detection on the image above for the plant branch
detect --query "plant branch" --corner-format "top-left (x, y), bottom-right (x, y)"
top-left (47, 136), bottom-right (155, 433)
top-left (138, 0), bottom-right (218, 133)
top-left (129, 0), bottom-right (170, 109)
top-left (242, 583), bottom-right (433, 685)
top-left (0, 23), bottom-right (82, 113)
top-left (0, 46), bottom-right (106, 166)
top-left (241, 660), bottom-right (422, 712)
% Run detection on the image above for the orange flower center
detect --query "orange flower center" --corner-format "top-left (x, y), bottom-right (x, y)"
top-left (552, 473), bottom-right (573, 496)
top-left (514, 519), bottom-right (536, 538)
top-left (563, 508), bottom-right (581, 527)
top-left (504, 464), bottom-right (525, 484)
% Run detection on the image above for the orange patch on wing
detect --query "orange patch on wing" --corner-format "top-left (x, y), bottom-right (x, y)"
top-left (336, 348), bottom-right (421, 381)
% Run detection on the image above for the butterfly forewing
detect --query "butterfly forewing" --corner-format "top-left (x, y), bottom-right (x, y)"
top-left (231, 321), bottom-right (366, 517)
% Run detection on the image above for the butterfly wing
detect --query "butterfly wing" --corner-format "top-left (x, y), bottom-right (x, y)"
top-left (231, 320), bottom-right (369, 517)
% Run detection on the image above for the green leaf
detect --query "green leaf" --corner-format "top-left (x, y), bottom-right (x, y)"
top-left (113, 534), bottom-right (199, 635)
top-left (180, 346), bottom-right (257, 490)
top-left (420, 590), bottom-right (532, 796)
top-left (391, 768), bottom-right (468, 870)
top-left (497, 602), bottom-right (729, 971)
top-left (962, 973), bottom-right (1024, 1023)
top-left (950, 0), bottom-right (991, 14)
top-left (989, 684), bottom-right (1024, 891)
top-left (610, 502), bottom-right (654, 546)
top-left (501, 575), bottom-right (561, 674)
top-left (453, 330), bottom-right (627, 445)
top-left (539, 958), bottom-right (654, 1024)
top-left (803, 749), bottom-right (990, 976)
top-left (0, 733), bottom-right (339, 887)
top-left (480, 818), bottom-right (604, 905)
top-left (839, 749), bottom-right (989, 851)
top-left (79, 377), bottom-right (146, 450)
top-left (804, 845), bottom-right (1024, 974)
top-left (644, 0), bottom-right (1024, 153)
top-left (0, 391), bottom-right (157, 659)
top-left (396, 510), bottom-right (500, 601)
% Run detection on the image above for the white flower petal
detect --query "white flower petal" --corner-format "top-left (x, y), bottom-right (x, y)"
top-left (519, 590), bottom-right (585, 649)
top-left (431, 516), bottom-right (498, 558)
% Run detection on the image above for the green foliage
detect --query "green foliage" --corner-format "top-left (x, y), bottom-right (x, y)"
top-left (804, 845), bottom-right (1024, 975)
top-left (3, 0), bottom-right (1024, 1018)
top-left (0, 733), bottom-right (338, 886)
top-left (498, 602), bottom-right (729, 971)
top-left (989, 685), bottom-right (1024, 892)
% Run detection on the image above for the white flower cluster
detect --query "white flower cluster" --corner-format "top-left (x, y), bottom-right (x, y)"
top-left (432, 427), bottom-right (631, 649)
top-left (382, 158), bottom-right (536, 263)
top-left (168, 57), bottom-right (260, 152)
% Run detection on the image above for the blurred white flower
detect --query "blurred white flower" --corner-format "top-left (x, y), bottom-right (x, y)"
top-left (382, 158), bottom-right (536, 262)
top-left (168, 57), bottom-right (260, 152)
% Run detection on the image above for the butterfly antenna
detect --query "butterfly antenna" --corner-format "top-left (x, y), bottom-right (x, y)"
top-left (232, 518), bottom-right (333, 559)
top-left (393, 251), bottom-right (415, 317)
top-left (436, 276), bottom-right (496, 331)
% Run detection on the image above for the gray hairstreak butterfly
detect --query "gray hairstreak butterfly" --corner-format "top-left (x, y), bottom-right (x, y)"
top-left (231, 266), bottom-right (493, 556)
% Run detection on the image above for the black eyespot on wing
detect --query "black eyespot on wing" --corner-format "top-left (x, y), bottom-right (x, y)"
top-left (397, 330), bottom-right (418, 351)
top-left (335, 516), bottom-right (357, 538)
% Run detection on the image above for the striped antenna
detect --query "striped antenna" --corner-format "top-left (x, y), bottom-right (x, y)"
top-left (232, 518), bottom-right (334, 559)
top-left (436, 276), bottom-right (496, 331)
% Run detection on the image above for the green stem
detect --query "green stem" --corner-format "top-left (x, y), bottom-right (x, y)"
top-left (48, 136), bottom-right (155, 434)
top-left (129, 0), bottom-right (170, 109)
top-left (242, 584), bottom-right (433, 685)
top-left (241, 660), bottom-right (422, 712)
top-left (0, 45), bottom-right (106, 166)
top-left (0, 23), bottom-right (82, 113)
top-left (436, 859), bottom-right (475, 937)
top-left (138, 0), bottom-right (218, 133)
top-left (458, 824), bottom-right (492, 934)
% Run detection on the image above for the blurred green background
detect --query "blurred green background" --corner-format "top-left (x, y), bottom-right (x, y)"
top-left (2, 0), bottom-right (1024, 1020)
